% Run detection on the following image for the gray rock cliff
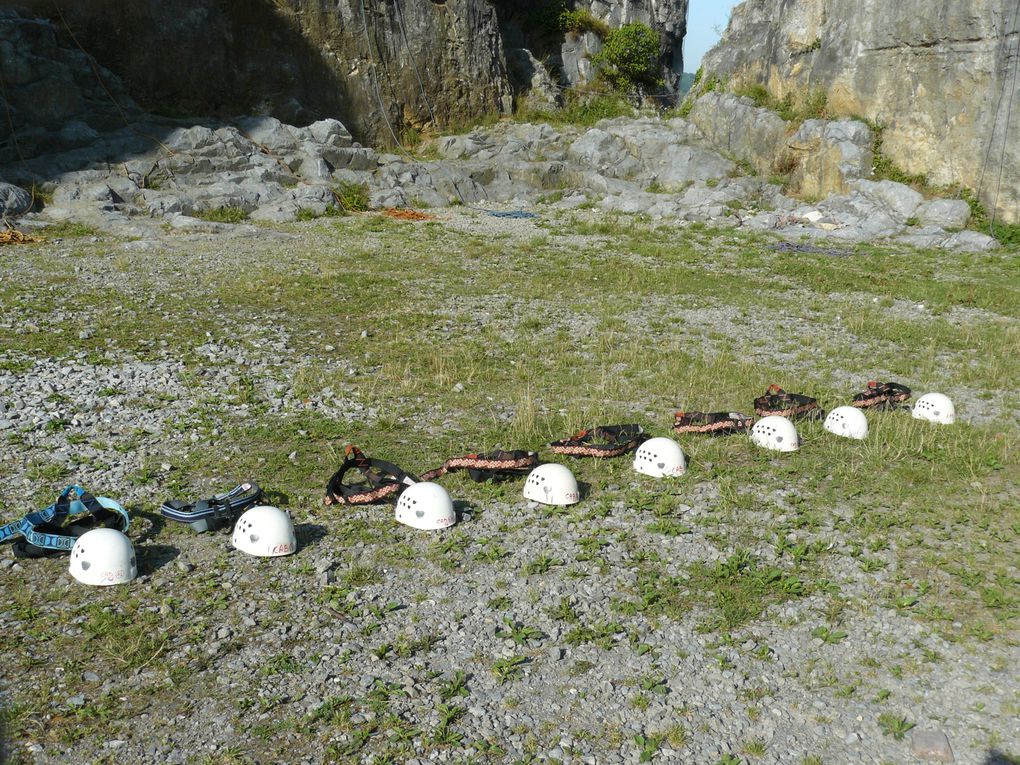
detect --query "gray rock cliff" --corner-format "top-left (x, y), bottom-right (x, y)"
top-left (5, 0), bottom-right (688, 151)
top-left (697, 0), bottom-right (1020, 224)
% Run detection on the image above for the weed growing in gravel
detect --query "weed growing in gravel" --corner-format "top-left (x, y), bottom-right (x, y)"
top-left (495, 617), bottom-right (545, 645)
top-left (438, 671), bottom-right (469, 700)
top-left (491, 655), bottom-right (528, 684)
top-left (522, 552), bottom-right (564, 575)
top-left (877, 712), bottom-right (915, 740)
top-left (810, 625), bottom-right (849, 644)
top-left (634, 732), bottom-right (665, 762)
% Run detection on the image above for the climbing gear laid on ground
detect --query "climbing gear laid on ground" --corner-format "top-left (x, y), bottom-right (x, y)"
top-left (0, 485), bottom-right (129, 558)
top-left (420, 450), bottom-right (539, 483)
top-left (633, 437), bottom-right (687, 478)
top-left (750, 416), bottom-right (800, 453)
top-left (69, 528), bottom-right (137, 586)
top-left (232, 505), bottom-right (296, 557)
top-left (160, 482), bottom-right (264, 532)
top-left (912, 392), bottom-right (956, 425)
top-left (823, 406), bottom-right (869, 440)
top-left (754, 385), bottom-right (823, 421)
top-left (395, 482), bottom-right (456, 530)
top-left (549, 425), bottom-right (647, 458)
top-left (523, 463), bottom-right (580, 506)
top-left (673, 410), bottom-right (754, 435)
top-left (324, 446), bottom-right (420, 506)
top-left (851, 381), bottom-right (912, 410)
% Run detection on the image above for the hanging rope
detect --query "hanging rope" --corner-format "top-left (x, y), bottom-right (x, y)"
top-left (988, 1), bottom-right (1020, 230)
top-left (975, 0), bottom-right (1020, 231)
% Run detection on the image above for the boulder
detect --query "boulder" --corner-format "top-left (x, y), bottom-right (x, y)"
top-left (788, 120), bottom-right (873, 197)
top-left (850, 179), bottom-right (924, 221)
top-left (0, 181), bottom-right (32, 217)
top-left (917, 198), bottom-right (971, 230)
top-left (687, 92), bottom-right (787, 175)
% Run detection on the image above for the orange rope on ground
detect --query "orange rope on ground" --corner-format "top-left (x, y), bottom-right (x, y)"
top-left (0, 230), bottom-right (45, 245)
top-left (381, 208), bottom-right (434, 221)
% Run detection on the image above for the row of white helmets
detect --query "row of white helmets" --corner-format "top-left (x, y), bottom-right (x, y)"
top-left (756, 392), bottom-right (956, 451)
top-left (66, 392), bottom-right (956, 585)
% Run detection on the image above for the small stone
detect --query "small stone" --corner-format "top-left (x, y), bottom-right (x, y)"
top-left (360, 330), bottom-right (369, 339)
top-left (67, 695), bottom-right (86, 708)
top-left (160, 462), bottom-right (172, 472)
top-left (288, 451), bottom-right (298, 462)
top-left (175, 560), bottom-right (194, 573)
top-left (844, 731), bottom-right (861, 744)
top-left (452, 382), bottom-right (465, 393)
top-left (910, 729), bottom-right (954, 762)
top-left (548, 647), bottom-right (564, 661)
top-left (82, 671), bottom-right (100, 682)
top-left (106, 740), bottom-right (126, 749)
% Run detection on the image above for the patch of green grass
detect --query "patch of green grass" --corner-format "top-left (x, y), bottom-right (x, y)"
top-left (333, 181), bottom-right (370, 212)
top-left (517, 92), bottom-right (636, 128)
top-left (36, 221), bottom-right (101, 238)
top-left (194, 206), bottom-right (249, 224)
top-left (559, 9), bottom-right (610, 37)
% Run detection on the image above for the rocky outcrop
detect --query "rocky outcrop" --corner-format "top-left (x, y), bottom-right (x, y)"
top-left (697, 0), bottom-right (1020, 224)
top-left (6, 1), bottom-right (687, 152)
top-left (687, 92), bottom-right (873, 198)
top-left (9, 1), bottom-right (514, 148)
top-left (494, 1), bottom-right (689, 98)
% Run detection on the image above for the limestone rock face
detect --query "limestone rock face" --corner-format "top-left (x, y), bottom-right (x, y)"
top-left (572, 0), bottom-right (689, 93)
top-left (494, 0), bottom-right (689, 97)
top-left (11, 0), bottom-right (514, 147)
top-left (698, 0), bottom-right (1020, 223)
top-left (687, 92), bottom-right (873, 197)
top-left (7, 1), bottom-right (688, 150)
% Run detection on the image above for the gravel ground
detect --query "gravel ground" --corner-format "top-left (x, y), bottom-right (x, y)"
top-left (1, 211), bottom-right (1017, 765)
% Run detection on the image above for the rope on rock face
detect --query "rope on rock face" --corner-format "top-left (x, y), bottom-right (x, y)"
top-left (989, 1), bottom-right (1020, 230)
top-left (392, 0), bottom-right (438, 130)
top-left (358, 0), bottom-right (408, 153)
top-left (378, 0), bottom-right (542, 221)
top-left (976, 0), bottom-right (1020, 233)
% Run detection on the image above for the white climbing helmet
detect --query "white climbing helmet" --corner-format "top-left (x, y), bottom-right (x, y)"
top-left (912, 392), bottom-right (955, 425)
top-left (232, 505), bottom-right (296, 557)
top-left (394, 482), bottom-right (456, 530)
top-left (750, 415), bottom-right (799, 452)
top-left (69, 528), bottom-right (137, 586)
top-left (633, 437), bottom-right (687, 478)
top-left (523, 463), bottom-right (580, 506)
top-left (823, 406), bottom-right (869, 440)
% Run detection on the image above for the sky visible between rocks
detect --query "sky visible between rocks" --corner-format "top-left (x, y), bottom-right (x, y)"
top-left (684, 0), bottom-right (739, 71)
